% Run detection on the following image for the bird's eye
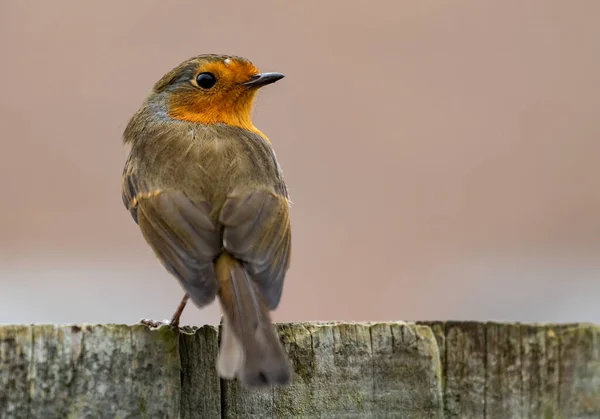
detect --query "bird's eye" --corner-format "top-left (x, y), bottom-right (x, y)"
top-left (195, 72), bottom-right (217, 89)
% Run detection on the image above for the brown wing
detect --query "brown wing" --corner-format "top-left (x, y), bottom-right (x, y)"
top-left (219, 188), bottom-right (291, 310)
top-left (122, 170), bottom-right (221, 307)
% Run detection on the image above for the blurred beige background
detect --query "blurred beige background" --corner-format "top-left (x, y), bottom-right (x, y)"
top-left (1, 0), bottom-right (599, 326)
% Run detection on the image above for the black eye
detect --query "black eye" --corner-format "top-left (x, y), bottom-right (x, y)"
top-left (195, 72), bottom-right (217, 89)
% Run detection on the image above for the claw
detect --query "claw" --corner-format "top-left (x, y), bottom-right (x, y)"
top-left (140, 318), bottom-right (171, 328)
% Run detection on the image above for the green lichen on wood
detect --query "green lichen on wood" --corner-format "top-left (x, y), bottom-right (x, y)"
top-left (0, 324), bottom-right (180, 419)
top-left (178, 325), bottom-right (220, 419)
top-left (558, 323), bottom-right (600, 417)
top-left (520, 324), bottom-right (560, 418)
top-left (426, 322), bottom-right (600, 419)
top-left (1, 321), bottom-right (600, 418)
top-left (442, 321), bottom-right (487, 418)
top-left (220, 322), bottom-right (443, 419)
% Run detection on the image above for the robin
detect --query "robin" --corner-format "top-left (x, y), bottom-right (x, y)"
top-left (121, 54), bottom-right (292, 387)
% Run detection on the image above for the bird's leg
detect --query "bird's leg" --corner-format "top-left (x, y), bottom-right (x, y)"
top-left (169, 294), bottom-right (190, 327)
top-left (140, 293), bottom-right (190, 328)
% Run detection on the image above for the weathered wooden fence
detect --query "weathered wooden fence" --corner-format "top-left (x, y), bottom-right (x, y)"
top-left (1, 322), bottom-right (599, 418)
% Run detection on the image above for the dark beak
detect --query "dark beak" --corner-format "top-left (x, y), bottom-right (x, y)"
top-left (243, 72), bottom-right (285, 88)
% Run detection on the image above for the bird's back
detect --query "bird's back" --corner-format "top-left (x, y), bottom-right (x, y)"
top-left (124, 117), bottom-right (287, 220)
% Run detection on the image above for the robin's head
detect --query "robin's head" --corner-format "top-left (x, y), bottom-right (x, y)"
top-left (150, 54), bottom-right (284, 132)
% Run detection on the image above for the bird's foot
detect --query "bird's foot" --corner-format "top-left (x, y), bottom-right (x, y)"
top-left (140, 294), bottom-right (189, 329)
top-left (140, 318), bottom-right (172, 328)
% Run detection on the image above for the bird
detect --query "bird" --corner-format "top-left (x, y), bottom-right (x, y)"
top-left (121, 54), bottom-right (292, 387)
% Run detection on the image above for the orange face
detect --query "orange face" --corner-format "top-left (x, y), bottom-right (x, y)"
top-left (158, 55), bottom-right (283, 138)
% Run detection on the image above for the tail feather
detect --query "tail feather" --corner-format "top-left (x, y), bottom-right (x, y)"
top-left (215, 253), bottom-right (291, 387)
top-left (216, 314), bottom-right (243, 380)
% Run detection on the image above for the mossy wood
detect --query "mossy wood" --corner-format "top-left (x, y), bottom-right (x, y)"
top-left (0, 322), bottom-right (598, 418)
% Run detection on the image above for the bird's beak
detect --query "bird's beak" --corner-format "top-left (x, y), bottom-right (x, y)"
top-left (243, 72), bottom-right (285, 88)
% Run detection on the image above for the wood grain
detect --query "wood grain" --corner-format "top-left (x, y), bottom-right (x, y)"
top-left (1, 322), bottom-right (599, 418)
